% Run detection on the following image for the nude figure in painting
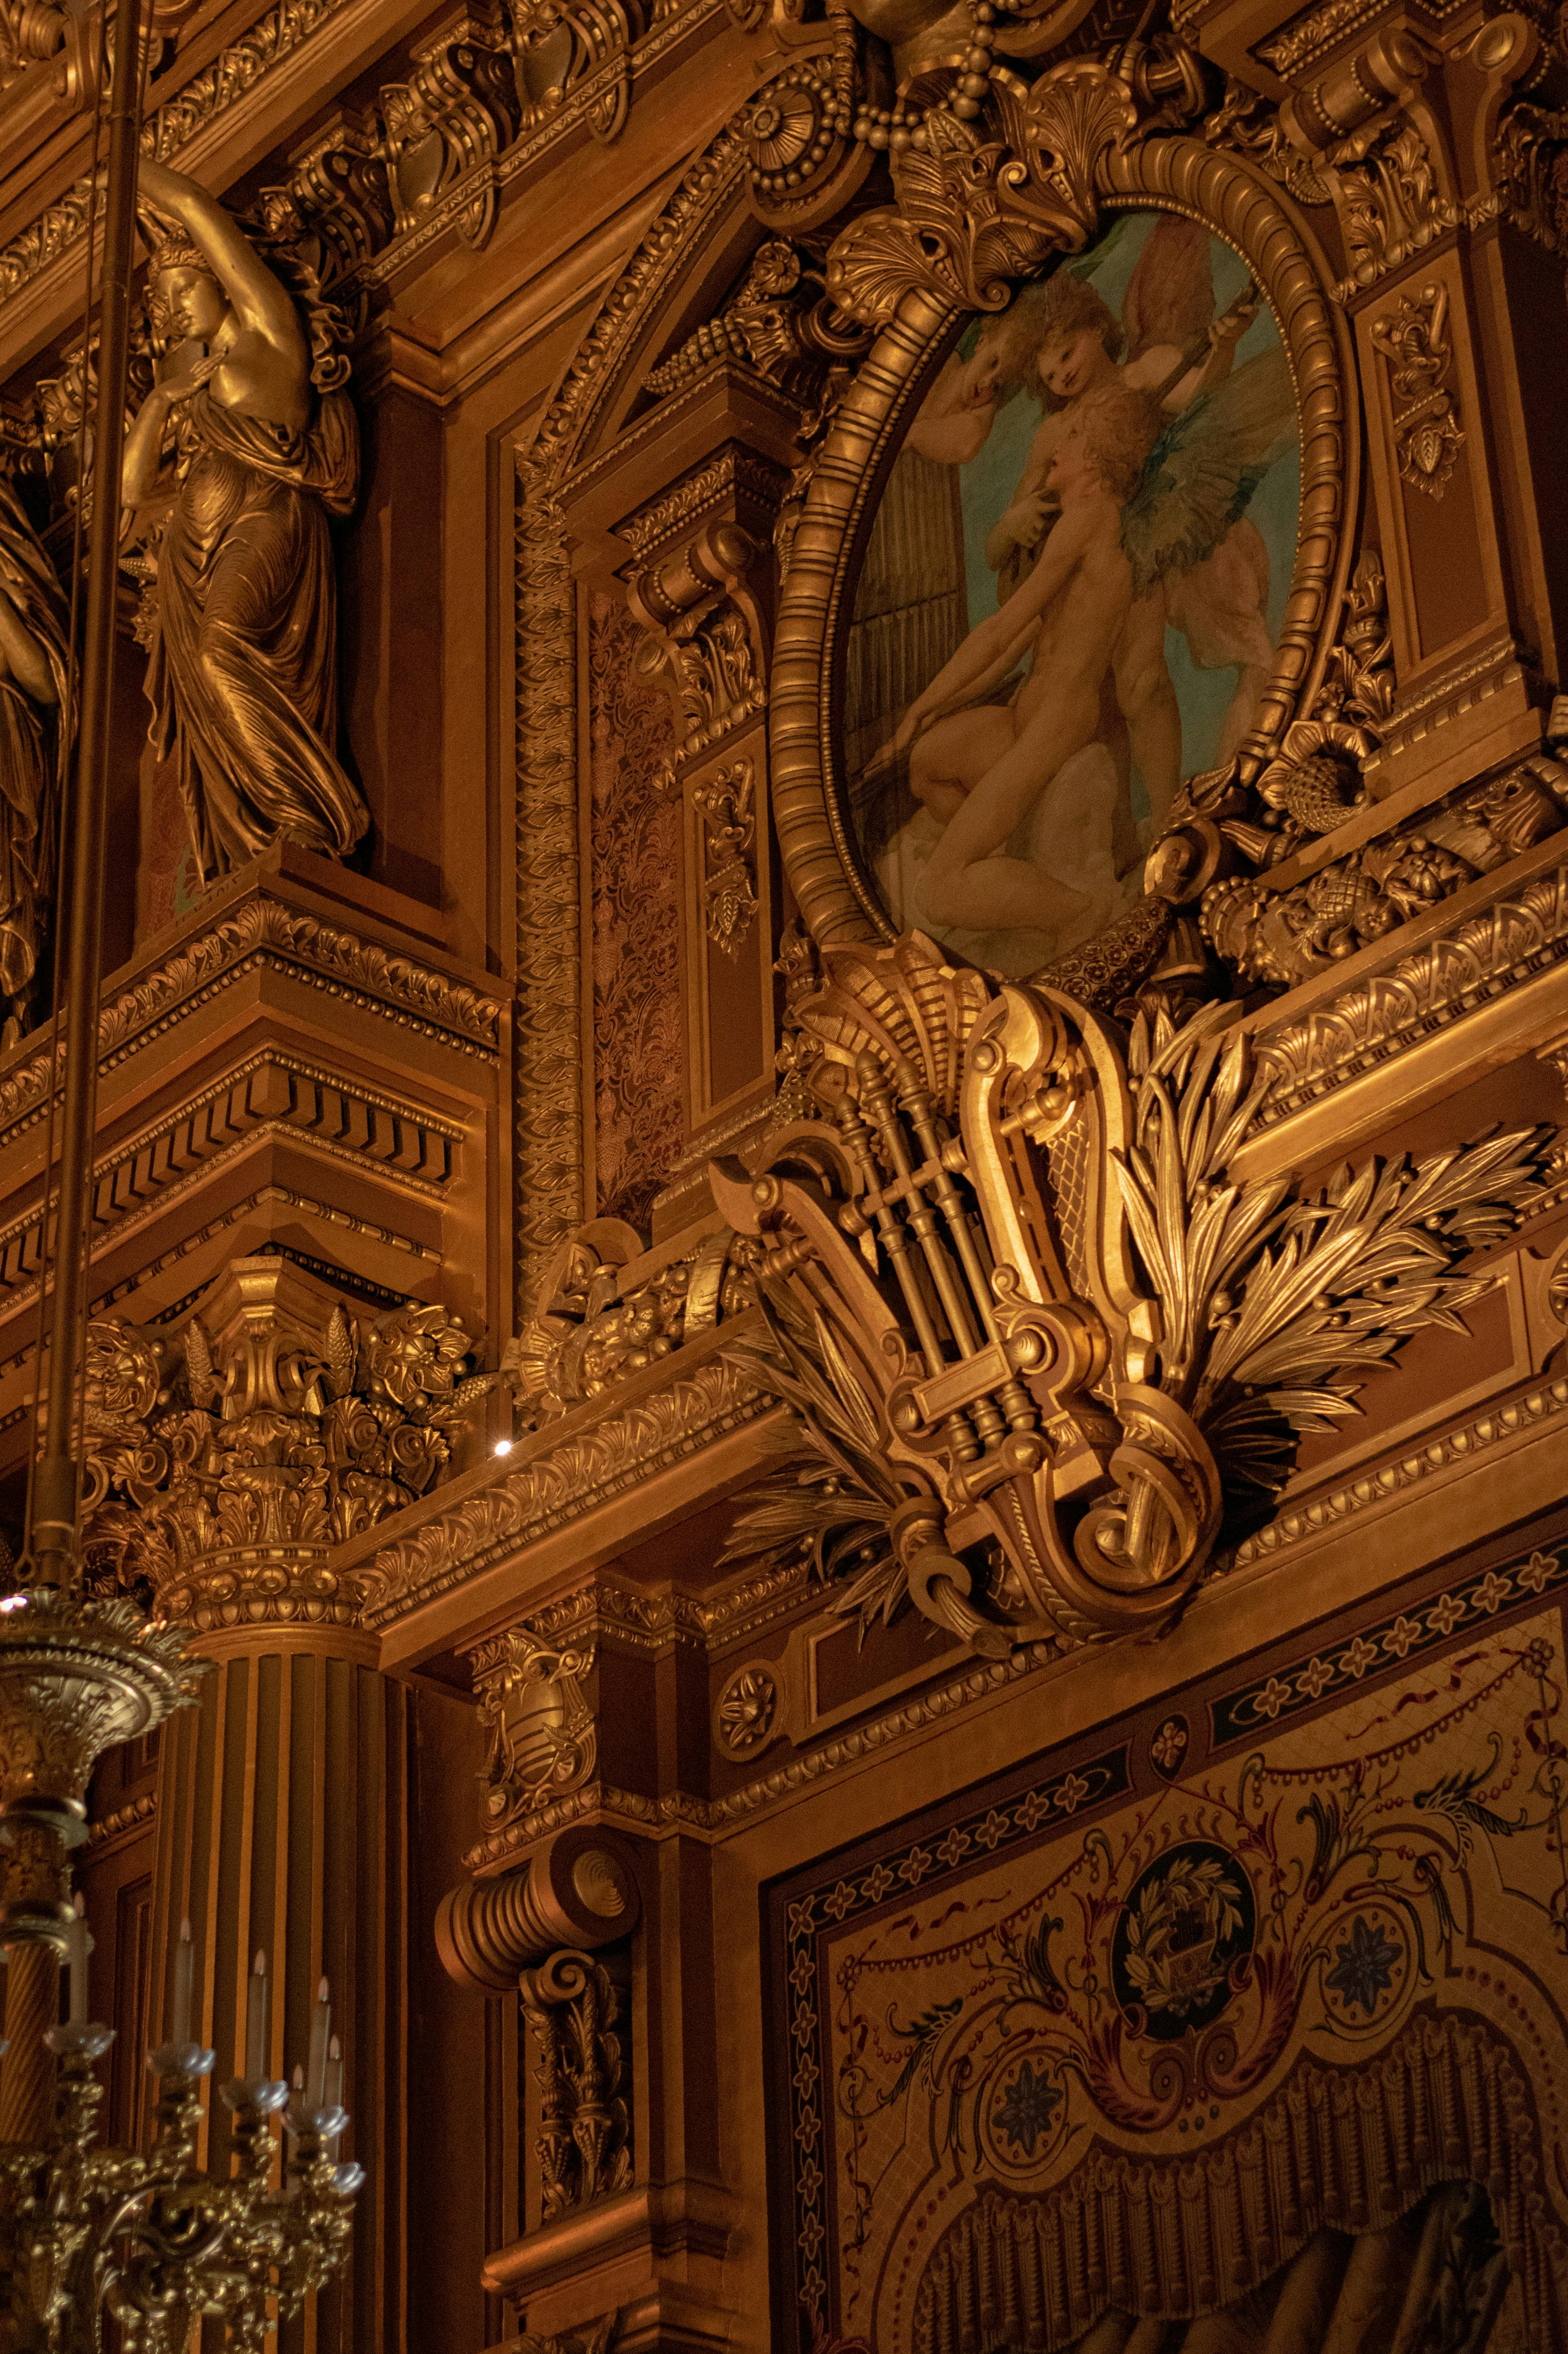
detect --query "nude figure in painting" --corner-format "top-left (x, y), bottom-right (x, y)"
top-left (882, 385), bottom-right (1158, 939)
top-left (981, 264), bottom-right (1260, 839)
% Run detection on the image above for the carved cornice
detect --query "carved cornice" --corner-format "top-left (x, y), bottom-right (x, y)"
top-left (1, 0), bottom-right (358, 305)
top-left (1253, 858), bottom-right (1568, 1125)
top-left (0, 886), bottom-right (501, 1150)
top-left (1226, 1373), bottom-right (1568, 1574)
top-left (359, 1345), bottom-right (774, 1628)
top-left (506, 1215), bottom-right (757, 1427)
top-left (0, 1051), bottom-right (462, 1312)
top-left (1203, 756), bottom-right (1568, 993)
top-left (471, 1553), bottom-right (817, 1666)
top-left (462, 1639), bottom-right (1059, 1866)
top-left (0, 0), bottom-right (724, 342)
top-left (86, 1791), bottom-right (157, 1849)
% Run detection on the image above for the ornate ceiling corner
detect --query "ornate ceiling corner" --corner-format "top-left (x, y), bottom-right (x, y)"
top-left (708, 934), bottom-right (1564, 1658)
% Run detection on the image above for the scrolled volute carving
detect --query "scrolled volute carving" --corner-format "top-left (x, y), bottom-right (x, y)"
top-left (80, 1259), bottom-right (493, 1628)
top-left (713, 935), bottom-right (1563, 1652)
top-left (521, 1945), bottom-right (633, 2217)
top-left (381, 2), bottom-right (521, 252)
top-left (504, 1216), bottom-right (758, 1427)
top-left (436, 1826), bottom-right (640, 1994)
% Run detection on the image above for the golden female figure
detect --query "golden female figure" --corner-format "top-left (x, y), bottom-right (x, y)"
top-left (0, 473), bottom-right (70, 1041)
top-left (123, 159), bottom-right (368, 879)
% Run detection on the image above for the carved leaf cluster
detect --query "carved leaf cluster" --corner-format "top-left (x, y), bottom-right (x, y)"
top-left (1117, 1007), bottom-right (1555, 1499)
top-left (82, 1298), bottom-right (490, 1616)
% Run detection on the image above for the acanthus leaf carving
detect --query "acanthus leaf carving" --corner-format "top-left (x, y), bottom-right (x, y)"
top-left (81, 1259), bottom-right (493, 1628)
top-left (519, 1948), bottom-right (633, 2219)
top-left (1369, 280), bottom-right (1464, 498)
top-left (693, 756), bottom-right (759, 959)
top-left (713, 937), bottom-right (1563, 1655)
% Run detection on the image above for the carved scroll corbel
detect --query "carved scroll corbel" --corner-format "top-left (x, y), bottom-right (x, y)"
top-left (439, 1832), bottom-right (639, 2220)
top-left (626, 519), bottom-right (768, 793)
top-left (380, 3), bottom-right (521, 252)
top-left (435, 1828), bottom-right (640, 1996)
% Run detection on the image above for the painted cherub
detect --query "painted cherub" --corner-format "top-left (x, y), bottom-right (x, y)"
top-left (885, 383), bottom-right (1160, 939)
top-left (980, 255), bottom-right (1260, 837)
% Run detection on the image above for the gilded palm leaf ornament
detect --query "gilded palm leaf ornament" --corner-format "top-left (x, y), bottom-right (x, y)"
top-left (714, 935), bottom-right (1557, 1652)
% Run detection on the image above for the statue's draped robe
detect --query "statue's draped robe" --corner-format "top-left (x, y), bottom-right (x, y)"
top-left (148, 384), bottom-right (367, 877)
top-left (0, 479), bottom-right (70, 1007)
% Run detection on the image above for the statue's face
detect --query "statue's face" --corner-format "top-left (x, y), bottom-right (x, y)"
top-left (157, 265), bottom-right (227, 344)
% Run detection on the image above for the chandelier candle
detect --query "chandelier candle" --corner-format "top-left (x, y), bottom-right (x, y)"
top-left (67, 1895), bottom-right (88, 2029)
top-left (245, 1950), bottom-right (269, 2083)
top-left (170, 1919), bottom-right (196, 2049)
top-left (307, 1979), bottom-right (331, 2111)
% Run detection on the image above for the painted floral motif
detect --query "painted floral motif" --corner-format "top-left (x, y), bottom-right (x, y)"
top-left (991, 2059), bottom-right (1063, 2157)
top-left (770, 1573), bottom-right (1568, 2349)
top-left (1150, 1715), bottom-right (1188, 1775)
top-left (1324, 1914), bottom-right (1404, 2017)
top-left (1112, 1844), bottom-right (1254, 2036)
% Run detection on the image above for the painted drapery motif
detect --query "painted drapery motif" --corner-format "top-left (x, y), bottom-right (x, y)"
top-left (844, 212), bottom-right (1301, 980)
top-left (768, 1537), bottom-right (1568, 2351)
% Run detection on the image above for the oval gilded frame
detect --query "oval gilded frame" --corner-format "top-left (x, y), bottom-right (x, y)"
top-left (770, 136), bottom-right (1357, 953)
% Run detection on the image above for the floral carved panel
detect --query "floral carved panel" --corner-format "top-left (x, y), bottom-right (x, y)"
top-left (587, 590), bottom-right (683, 1228)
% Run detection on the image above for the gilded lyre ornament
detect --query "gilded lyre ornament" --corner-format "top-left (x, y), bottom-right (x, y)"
top-left (121, 157), bottom-right (368, 882)
top-left (1369, 280), bottom-right (1463, 498)
top-left (0, 470), bottom-right (70, 1042)
top-left (714, 937), bottom-right (1561, 1651)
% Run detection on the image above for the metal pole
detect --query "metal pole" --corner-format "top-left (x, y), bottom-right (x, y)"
top-left (27, 0), bottom-right (147, 1585)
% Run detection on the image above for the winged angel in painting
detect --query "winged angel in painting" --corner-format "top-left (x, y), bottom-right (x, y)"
top-left (846, 215), bottom-right (1300, 979)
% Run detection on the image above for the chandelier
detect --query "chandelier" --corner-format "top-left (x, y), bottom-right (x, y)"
top-left (0, 0), bottom-right (362, 2340)
top-left (0, 1909), bottom-right (362, 2349)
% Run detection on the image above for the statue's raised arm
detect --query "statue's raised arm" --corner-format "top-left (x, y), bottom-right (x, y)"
top-left (127, 162), bottom-right (368, 882)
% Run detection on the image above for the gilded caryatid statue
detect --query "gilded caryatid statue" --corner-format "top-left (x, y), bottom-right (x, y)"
top-left (123, 158), bottom-right (369, 881)
top-left (0, 471), bottom-right (70, 1043)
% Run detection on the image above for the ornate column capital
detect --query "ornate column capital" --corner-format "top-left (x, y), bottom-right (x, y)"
top-left (81, 1254), bottom-right (493, 1640)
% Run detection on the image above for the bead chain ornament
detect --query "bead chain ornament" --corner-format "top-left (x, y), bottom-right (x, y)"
top-left (851, 0), bottom-right (997, 148)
